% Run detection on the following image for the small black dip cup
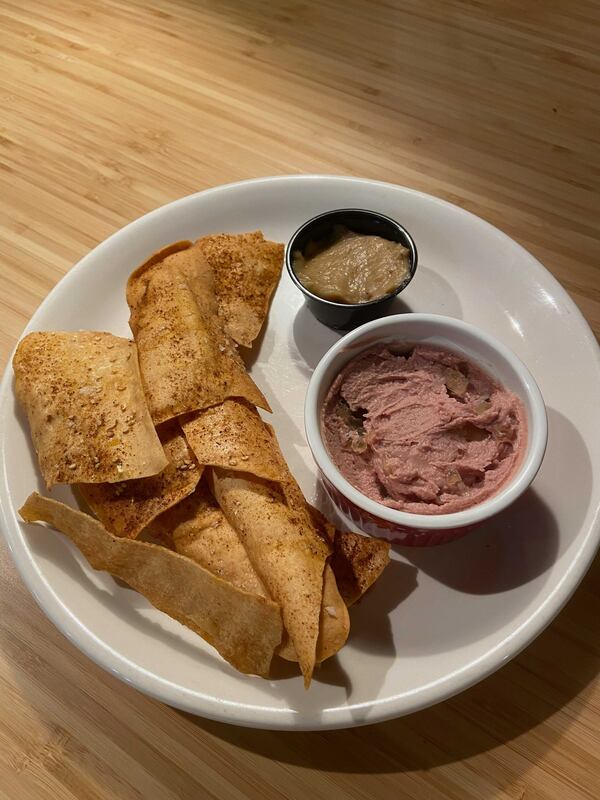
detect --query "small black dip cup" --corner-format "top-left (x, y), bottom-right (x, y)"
top-left (285, 208), bottom-right (418, 330)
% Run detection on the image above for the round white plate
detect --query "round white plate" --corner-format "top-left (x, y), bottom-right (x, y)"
top-left (1, 176), bottom-right (599, 730)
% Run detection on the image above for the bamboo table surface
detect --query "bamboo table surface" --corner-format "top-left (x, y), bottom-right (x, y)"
top-left (1, 1), bottom-right (599, 798)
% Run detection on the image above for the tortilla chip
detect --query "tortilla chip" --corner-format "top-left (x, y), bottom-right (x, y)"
top-left (307, 503), bottom-right (390, 604)
top-left (78, 420), bottom-right (202, 538)
top-left (19, 493), bottom-right (282, 677)
top-left (196, 420), bottom-right (348, 665)
top-left (138, 524), bottom-right (176, 550)
top-left (181, 400), bottom-right (282, 482)
top-left (160, 480), bottom-right (269, 597)
top-left (161, 479), bottom-right (349, 664)
top-left (126, 241), bottom-right (193, 311)
top-left (316, 565), bottom-right (350, 659)
top-left (127, 247), bottom-right (270, 424)
top-left (13, 332), bottom-right (168, 488)
top-left (277, 565), bottom-right (349, 663)
top-left (194, 232), bottom-right (284, 348)
top-left (279, 503), bottom-right (388, 658)
top-left (330, 528), bottom-right (391, 607)
top-left (209, 468), bottom-right (329, 687)
top-left (307, 504), bottom-right (336, 544)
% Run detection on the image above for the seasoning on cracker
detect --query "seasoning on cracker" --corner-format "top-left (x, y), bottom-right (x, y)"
top-left (127, 245), bottom-right (270, 423)
top-left (194, 231), bottom-right (283, 348)
top-left (78, 419), bottom-right (202, 539)
top-left (13, 331), bottom-right (167, 488)
top-left (209, 467), bottom-right (329, 687)
top-left (160, 478), bottom-right (269, 598)
top-left (160, 477), bottom-right (350, 665)
top-left (181, 399), bottom-right (282, 482)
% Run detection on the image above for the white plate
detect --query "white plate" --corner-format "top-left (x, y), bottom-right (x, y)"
top-left (1, 176), bottom-right (599, 731)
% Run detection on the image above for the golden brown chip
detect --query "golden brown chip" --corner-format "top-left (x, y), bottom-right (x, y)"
top-left (259, 437), bottom-right (349, 666)
top-left (277, 526), bottom-right (389, 661)
top-left (138, 524), bottom-right (176, 550)
top-left (162, 480), bottom-right (348, 664)
top-left (126, 240), bottom-right (193, 310)
top-left (127, 247), bottom-right (270, 424)
top-left (199, 419), bottom-right (348, 665)
top-left (330, 528), bottom-right (391, 607)
top-left (308, 503), bottom-right (390, 604)
top-left (181, 400), bottom-right (282, 482)
top-left (277, 565), bottom-right (349, 664)
top-left (78, 419), bottom-right (202, 539)
top-left (19, 493), bottom-right (282, 677)
top-left (209, 468), bottom-right (329, 687)
top-left (13, 332), bottom-right (168, 488)
top-left (194, 231), bottom-right (284, 348)
top-left (307, 504), bottom-right (336, 544)
top-left (160, 479), bottom-right (268, 597)
top-left (263, 424), bottom-right (334, 547)
top-left (316, 565), bottom-right (350, 660)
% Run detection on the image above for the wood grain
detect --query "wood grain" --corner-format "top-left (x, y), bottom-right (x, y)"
top-left (1, 1), bottom-right (599, 798)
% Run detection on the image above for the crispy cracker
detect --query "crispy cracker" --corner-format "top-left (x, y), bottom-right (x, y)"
top-left (308, 503), bottom-right (390, 605)
top-left (78, 419), bottom-right (202, 539)
top-left (277, 565), bottom-right (349, 664)
top-left (194, 232), bottom-right (283, 348)
top-left (163, 479), bottom-right (348, 664)
top-left (126, 241), bottom-right (193, 310)
top-left (209, 467), bottom-right (328, 687)
top-left (181, 400), bottom-right (282, 482)
top-left (263, 424), bottom-right (338, 551)
top-left (20, 493), bottom-right (282, 677)
top-left (317, 565), bottom-right (350, 660)
top-left (225, 421), bottom-right (349, 664)
top-left (13, 332), bottom-right (168, 488)
top-left (160, 479), bottom-right (269, 597)
top-left (127, 247), bottom-right (269, 423)
top-left (330, 528), bottom-right (391, 607)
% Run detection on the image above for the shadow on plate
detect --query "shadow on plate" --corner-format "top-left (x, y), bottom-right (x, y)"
top-left (348, 559), bottom-right (417, 656)
top-left (291, 296), bottom-right (413, 375)
top-left (403, 406), bottom-right (591, 595)
top-left (400, 264), bottom-right (463, 320)
top-left (291, 303), bottom-right (342, 374)
top-left (290, 262), bottom-right (464, 377)
top-left (270, 654), bottom-right (354, 697)
top-left (402, 487), bottom-right (559, 594)
top-left (263, 557), bottom-right (417, 707)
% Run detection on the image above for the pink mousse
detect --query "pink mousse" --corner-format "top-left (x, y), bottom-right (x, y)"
top-left (322, 344), bottom-right (527, 515)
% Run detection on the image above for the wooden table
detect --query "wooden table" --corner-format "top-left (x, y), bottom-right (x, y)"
top-left (1, 2), bottom-right (599, 798)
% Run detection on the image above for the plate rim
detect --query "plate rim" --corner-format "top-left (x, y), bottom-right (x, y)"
top-left (1, 173), bottom-right (599, 730)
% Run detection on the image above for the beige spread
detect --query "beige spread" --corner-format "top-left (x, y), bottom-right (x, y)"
top-left (293, 225), bottom-right (410, 304)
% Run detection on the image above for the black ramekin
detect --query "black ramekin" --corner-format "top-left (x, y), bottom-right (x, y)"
top-left (285, 208), bottom-right (418, 330)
